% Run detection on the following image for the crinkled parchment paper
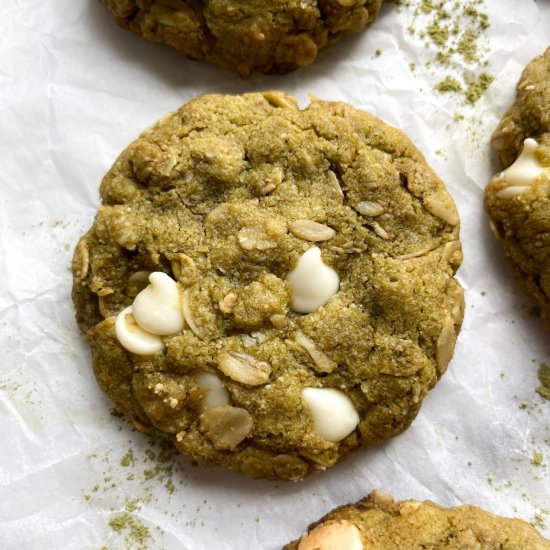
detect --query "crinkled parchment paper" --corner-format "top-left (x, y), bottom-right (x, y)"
top-left (0, 1), bottom-right (549, 548)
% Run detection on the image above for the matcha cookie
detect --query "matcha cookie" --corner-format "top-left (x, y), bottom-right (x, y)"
top-left (485, 48), bottom-right (550, 330)
top-left (99, 0), bottom-right (385, 77)
top-left (72, 92), bottom-right (463, 480)
top-left (283, 490), bottom-right (550, 549)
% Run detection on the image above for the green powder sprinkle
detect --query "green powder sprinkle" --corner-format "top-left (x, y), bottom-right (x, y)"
top-left (465, 72), bottom-right (494, 104)
top-left (531, 512), bottom-right (547, 530)
top-left (126, 498), bottom-right (141, 513)
top-left (420, 0), bottom-right (434, 14)
top-left (536, 362), bottom-right (550, 400)
top-left (83, 435), bottom-right (184, 548)
top-left (427, 21), bottom-right (449, 46)
top-left (405, 0), bottom-right (494, 105)
top-left (530, 450), bottom-right (544, 467)
top-left (108, 512), bottom-right (151, 545)
top-left (436, 76), bottom-right (462, 93)
top-left (435, 51), bottom-right (452, 65)
top-left (120, 448), bottom-right (136, 468)
top-left (457, 28), bottom-right (479, 63)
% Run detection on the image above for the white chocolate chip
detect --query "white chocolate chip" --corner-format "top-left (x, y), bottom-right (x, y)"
top-left (498, 138), bottom-right (544, 187)
top-left (192, 371), bottom-right (230, 412)
top-left (115, 306), bottom-right (165, 355)
top-left (302, 387), bottom-right (359, 442)
top-left (132, 272), bottom-right (184, 335)
top-left (287, 247), bottom-right (340, 313)
top-left (298, 520), bottom-right (363, 550)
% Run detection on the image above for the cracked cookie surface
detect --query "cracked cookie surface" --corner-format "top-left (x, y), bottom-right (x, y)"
top-left (99, 0), bottom-right (385, 76)
top-left (485, 47), bottom-right (550, 330)
top-left (283, 490), bottom-right (550, 549)
top-left (72, 92), bottom-right (463, 480)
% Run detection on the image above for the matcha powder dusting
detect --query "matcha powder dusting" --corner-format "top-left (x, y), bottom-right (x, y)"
top-left (465, 72), bottom-right (495, 104)
top-left (108, 511), bottom-right (151, 549)
top-left (401, 0), bottom-right (495, 105)
top-left (536, 362), bottom-right (550, 401)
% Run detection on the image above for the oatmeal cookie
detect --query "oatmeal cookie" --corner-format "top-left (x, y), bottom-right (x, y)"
top-left (485, 48), bottom-right (550, 330)
top-left (99, 0), bottom-right (385, 77)
top-left (72, 92), bottom-right (463, 480)
top-left (283, 490), bottom-right (550, 549)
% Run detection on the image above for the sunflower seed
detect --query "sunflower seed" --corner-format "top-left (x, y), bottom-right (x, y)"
top-left (290, 220), bottom-right (336, 242)
top-left (356, 200), bottom-right (386, 217)
top-left (73, 239), bottom-right (89, 281)
top-left (294, 330), bottom-right (337, 373)
top-left (496, 185), bottom-right (529, 199)
top-left (372, 221), bottom-right (390, 240)
top-left (238, 226), bottom-right (277, 251)
top-left (423, 195), bottom-right (459, 226)
top-left (181, 289), bottom-right (203, 340)
top-left (436, 317), bottom-right (457, 374)
top-left (217, 351), bottom-right (271, 386)
top-left (200, 405), bottom-right (253, 450)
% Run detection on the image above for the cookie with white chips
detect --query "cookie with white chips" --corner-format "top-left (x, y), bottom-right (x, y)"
top-left (283, 490), bottom-right (550, 549)
top-left (72, 92), bottom-right (463, 480)
top-left (485, 47), bottom-right (550, 330)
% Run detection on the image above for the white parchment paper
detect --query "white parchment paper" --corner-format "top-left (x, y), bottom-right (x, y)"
top-left (1, 1), bottom-right (549, 548)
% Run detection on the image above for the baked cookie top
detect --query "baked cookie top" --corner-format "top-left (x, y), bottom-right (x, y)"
top-left (491, 47), bottom-right (550, 168)
top-left (485, 48), bottom-right (550, 330)
top-left (283, 490), bottom-right (550, 549)
top-left (99, 0), bottom-right (384, 76)
top-left (72, 92), bottom-right (463, 480)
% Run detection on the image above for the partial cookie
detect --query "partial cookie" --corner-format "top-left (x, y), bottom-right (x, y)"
top-left (99, 0), bottom-right (385, 77)
top-left (485, 48), bottom-right (550, 330)
top-left (283, 490), bottom-right (550, 549)
top-left (72, 91), bottom-right (463, 480)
